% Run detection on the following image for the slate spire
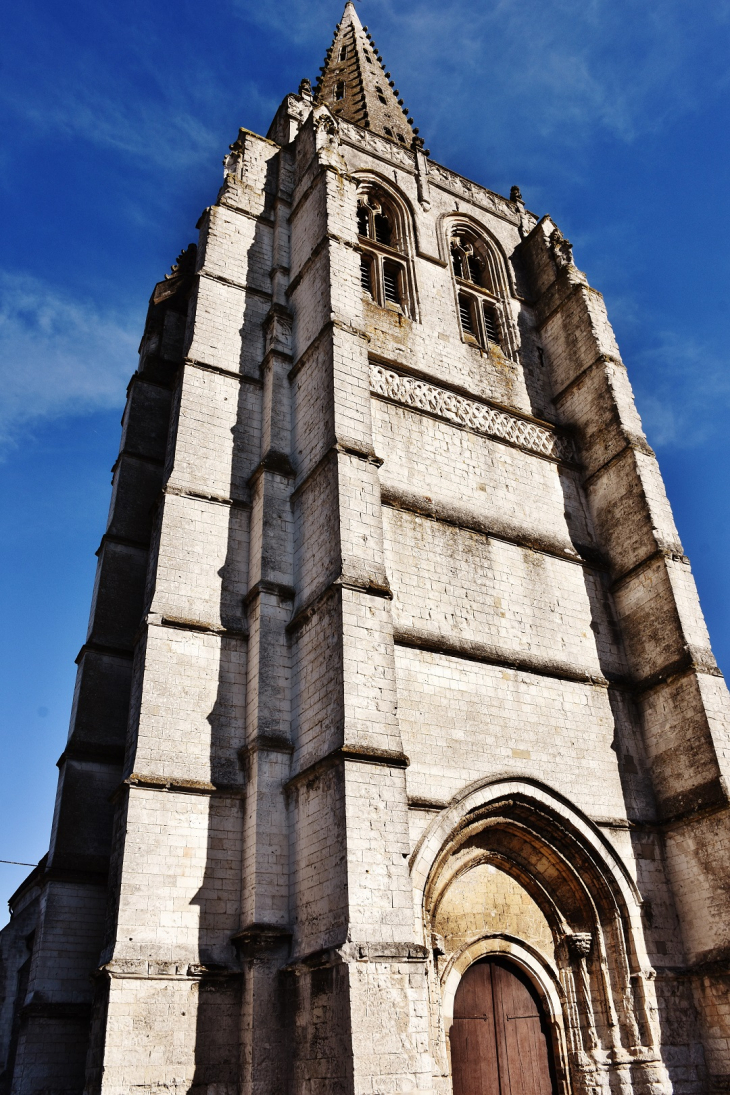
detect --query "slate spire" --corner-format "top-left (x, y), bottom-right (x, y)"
top-left (314, 2), bottom-right (422, 148)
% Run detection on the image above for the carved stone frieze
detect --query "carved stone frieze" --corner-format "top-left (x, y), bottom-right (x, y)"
top-left (369, 364), bottom-right (577, 464)
top-left (427, 161), bottom-right (518, 223)
top-left (340, 120), bottom-right (416, 171)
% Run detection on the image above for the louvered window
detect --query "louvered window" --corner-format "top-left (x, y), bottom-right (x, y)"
top-left (450, 229), bottom-right (505, 350)
top-left (360, 256), bottom-right (373, 296)
top-left (483, 305), bottom-right (499, 344)
top-left (356, 187), bottom-right (413, 317)
top-left (459, 295), bottom-right (475, 335)
top-left (383, 262), bottom-right (401, 306)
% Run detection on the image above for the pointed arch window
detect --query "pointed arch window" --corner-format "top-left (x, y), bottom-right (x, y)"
top-left (449, 228), bottom-right (505, 350)
top-left (356, 186), bottom-right (414, 318)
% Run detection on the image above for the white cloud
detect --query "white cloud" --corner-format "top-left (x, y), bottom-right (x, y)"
top-left (630, 331), bottom-right (730, 450)
top-left (0, 271), bottom-right (140, 453)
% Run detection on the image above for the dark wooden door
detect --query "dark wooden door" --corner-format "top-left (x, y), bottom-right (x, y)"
top-left (451, 958), bottom-right (555, 1095)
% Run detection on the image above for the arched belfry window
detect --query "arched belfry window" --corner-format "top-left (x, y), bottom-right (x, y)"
top-left (449, 227), bottom-right (509, 353)
top-left (357, 185), bottom-right (414, 318)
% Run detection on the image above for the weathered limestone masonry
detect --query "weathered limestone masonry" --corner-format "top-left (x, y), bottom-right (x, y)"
top-left (1, 4), bottom-right (729, 1094)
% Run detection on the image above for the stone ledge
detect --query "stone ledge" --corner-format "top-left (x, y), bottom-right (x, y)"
top-left (231, 923), bottom-right (293, 957)
top-left (632, 649), bottom-right (723, 696)
top-left (380, 483), bottom-right (604, 570)
top-left (238, 736), bottom-right (294, 762)
top-left (285, 744), bottom-right (410, 792)
top-left (285, 939), bottom-right (428, 971)
top-left (56, 743), bottom-right (125, 767)
top-left (243, 579), bottom-right (296, 607)
top-left (100, 960), bottom-right (239, 981)
top-left (610, 548), bottom-right (690, 593)
top-left (184, 356), bottom-right (263, 385)
top-left (110, 450), bottom-right (165, 474)
top-left (247, 449), bottom-right (297, 484)
top-left (114, 773), bottom-right (245, 799)
top-left (95, 532), bottom-right (150, 556)
top-left (20, 1001), bottom-right (92, 1021)
top-left (288, 316), bottom-right (371, 383)
top-left (152, 615), bottom-right (249, 641)
top-left (393, 625), bottom-right (614, 687)
top-left (197, 267), bottom-right (272, 301)
top-left (551, 351), bottom-right (625, 406)
top-left (163, 484), bottom-right (252, 510)
top-left (582, 437), bottom-right (656, 488)
top-left (75, 641), bottom-right (134, 664)
top-left (290, 440), bottom-right (382, 504)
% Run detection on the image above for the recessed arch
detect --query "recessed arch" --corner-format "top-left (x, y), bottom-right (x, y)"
top-left (436, 211), bottom-right (518, 297)
top-left (439, 212), bottom-right (519, 356)
top-left (413, 778), bottom-right (669, 1094)
top-left (353, 172), bottom-right (419, 320)
top-left (353, 171), bottom-right (418, 253)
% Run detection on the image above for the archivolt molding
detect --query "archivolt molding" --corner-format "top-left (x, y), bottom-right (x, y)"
top-left (411, 778), bottom-right (641, 918)
top-left (441, 933), bottom-right (565, 1025)
top-left (353, 170), bottom-right (418, 255)
top-left (413, 778), bottom-right (670, 1095)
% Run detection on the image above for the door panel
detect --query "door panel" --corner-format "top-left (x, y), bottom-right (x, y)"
top-left (451, 958), bottom-right (555, 1095)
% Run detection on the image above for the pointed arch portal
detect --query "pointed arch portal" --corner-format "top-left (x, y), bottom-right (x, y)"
top-left (451, 957), bottom-right (556, 1095)
top-left (412, 779), bottom-right (671, 1095)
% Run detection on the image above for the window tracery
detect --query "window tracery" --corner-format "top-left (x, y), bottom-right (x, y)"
top-left (356, 186), bottom-right (414, 318)
top-left (449, 227), bottom-right (507, 352)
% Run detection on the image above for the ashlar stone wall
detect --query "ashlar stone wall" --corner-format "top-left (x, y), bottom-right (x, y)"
top-left (1, 74), bottom-right (728, 1095)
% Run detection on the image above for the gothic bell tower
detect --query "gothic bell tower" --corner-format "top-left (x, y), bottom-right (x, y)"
top-left (2, 5), bottom-right (729, 1094)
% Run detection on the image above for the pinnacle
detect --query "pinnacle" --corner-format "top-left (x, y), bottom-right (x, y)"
top-left (312, 4), bottom-right (423, 150)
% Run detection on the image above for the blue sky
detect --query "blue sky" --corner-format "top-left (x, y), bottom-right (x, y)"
top-left (1, 0), bottom-right (729, 923)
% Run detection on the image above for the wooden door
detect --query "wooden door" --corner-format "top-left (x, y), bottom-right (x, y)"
top-left (451, 958), bottom-right (555, 1095)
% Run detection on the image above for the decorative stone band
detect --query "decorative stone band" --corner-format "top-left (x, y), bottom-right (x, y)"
top-left (370, 364), bottom-right (578, 464)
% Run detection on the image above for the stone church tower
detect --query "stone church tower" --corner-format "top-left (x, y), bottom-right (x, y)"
top-left (1, 5), bottom-right (729, 1093)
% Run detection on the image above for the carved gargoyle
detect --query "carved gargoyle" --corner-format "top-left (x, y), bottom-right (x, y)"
top-left (550, 226), bottom-right (574, 269)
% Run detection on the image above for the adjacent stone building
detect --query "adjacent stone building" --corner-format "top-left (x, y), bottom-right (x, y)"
top-left (1, 5), bottom-right (729, 1093)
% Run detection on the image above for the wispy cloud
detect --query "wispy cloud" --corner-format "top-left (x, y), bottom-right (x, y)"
top-left (0, 3), bottom-right (275, 173)
top-left (630, 331), bottom-right (730, 450)
top-left (0, 272), bottom-right (139, 454)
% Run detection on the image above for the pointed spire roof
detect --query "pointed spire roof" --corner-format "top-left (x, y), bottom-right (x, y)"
top-left (314, 3), bottom-right (422, 149)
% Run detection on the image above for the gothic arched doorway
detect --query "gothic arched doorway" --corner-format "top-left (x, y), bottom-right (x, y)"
top-left (451, 957), bottom-right (556, 1095)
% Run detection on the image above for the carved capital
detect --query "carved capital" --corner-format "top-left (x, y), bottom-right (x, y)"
top-left (566, 932), bottom-right (593, 959)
